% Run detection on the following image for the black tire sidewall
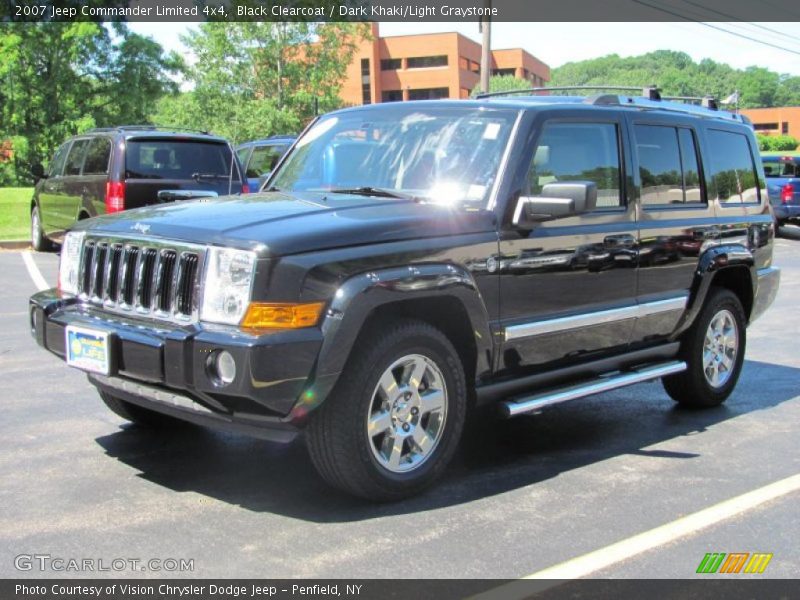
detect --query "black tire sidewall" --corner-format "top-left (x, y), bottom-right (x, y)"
top-left (355, 331), bottom-right (465, 488)
top-left (684, 289), bottom-right (746, 405)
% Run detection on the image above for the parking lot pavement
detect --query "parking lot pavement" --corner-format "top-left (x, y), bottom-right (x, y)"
top-left (0, 245), bottom-right (798, 580)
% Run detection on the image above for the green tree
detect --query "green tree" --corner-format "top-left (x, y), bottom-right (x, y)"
top-left (0, 21), bottom-right (181, 185)
top-left (757, 134), bottom-right (800, 151)
top-left (471, 74), bottom-right (533, 97)
top-left (549, 51), bottom-right (798, 109)
top-left (152, 22), bottom-right (370, 144)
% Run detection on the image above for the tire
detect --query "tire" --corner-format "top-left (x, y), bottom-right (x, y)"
top-left (99, 391), bottom-right (184, 428)
top-left (305, 319), bottom-right (467, 501)
top-left (663, 287), bottom-right (746, 408)
top-left (31, 205), bottom-right (53, 252)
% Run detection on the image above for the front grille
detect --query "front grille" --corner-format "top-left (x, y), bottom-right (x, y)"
top-left (79, 236), bottom-right (204, 322)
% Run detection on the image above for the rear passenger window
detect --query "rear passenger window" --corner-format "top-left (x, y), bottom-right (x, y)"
top-left (48, 144), bottom-right (69, 177)
top-left (64, 140), bottom-right (89, 176)
top-left (635, 125), bottom-right (703, 206)
top-left (526, 122), bottom-right (622, 208)
top-left (706, 130), bottom-right (760, 204)
top-left (83, 138), bottom-right (111, 175)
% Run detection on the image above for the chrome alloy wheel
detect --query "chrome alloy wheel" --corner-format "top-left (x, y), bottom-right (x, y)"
top-left (366, 354), bottom-right (448, 473)
top-left (703, 309), bottom-right (739, 389)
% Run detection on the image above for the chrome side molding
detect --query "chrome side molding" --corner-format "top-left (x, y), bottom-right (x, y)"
top-left (504, 295), bottom-right (688, 341)
top-left (500, 360), bottom-right (687, 418)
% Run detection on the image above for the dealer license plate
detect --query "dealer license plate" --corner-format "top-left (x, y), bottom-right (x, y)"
top-left (65, 326), bottom-right (111, 375)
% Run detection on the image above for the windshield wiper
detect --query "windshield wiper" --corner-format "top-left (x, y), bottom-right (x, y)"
top-left (328, 186), bottom-right (416, 200)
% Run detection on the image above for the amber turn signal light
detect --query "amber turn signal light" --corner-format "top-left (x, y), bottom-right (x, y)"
top-left (241, 302), bottom-right (325, 330)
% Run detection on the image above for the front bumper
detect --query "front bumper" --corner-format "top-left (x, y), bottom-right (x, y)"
top-left (30, 290), bottom-right (328, 442)
top-left (751, 266), bottom-right (780, 324)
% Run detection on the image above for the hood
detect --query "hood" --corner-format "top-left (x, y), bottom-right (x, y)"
top-left (74, 191), bottom-right (497, 256)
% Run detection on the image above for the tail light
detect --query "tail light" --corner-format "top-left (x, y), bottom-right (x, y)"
top-left (242, 183), bottom-right (250, 194)
top-left (781, 184), bottom-right (793, 204)
top-left (105, 181), bottom-right (126, 213)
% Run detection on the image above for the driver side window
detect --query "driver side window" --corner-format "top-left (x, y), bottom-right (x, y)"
top-left (526, 122), bottom-right (623, 208)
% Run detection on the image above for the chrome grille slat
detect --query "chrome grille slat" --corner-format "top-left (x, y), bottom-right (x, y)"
top-left (77, 235), bottom-right (204, 324)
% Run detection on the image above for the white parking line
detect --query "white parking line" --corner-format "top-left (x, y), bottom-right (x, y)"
top-left (21, 251), bottom-right (49, 291)
top-left (473, 474), bottom-right (800, 597)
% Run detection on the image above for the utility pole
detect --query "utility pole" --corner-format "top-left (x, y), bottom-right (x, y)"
top-left (479, 0), bottom-right (492, 94)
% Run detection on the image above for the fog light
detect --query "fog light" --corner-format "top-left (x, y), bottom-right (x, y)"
top-left (214, 350), bottom-right (236, 385)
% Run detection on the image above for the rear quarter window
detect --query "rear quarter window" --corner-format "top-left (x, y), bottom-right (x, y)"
top-left (64, 139), bottom-right (90, 176)
top-left (83, 137), bottom-right (112, 175)
top-left (705, 130), bottom-right (761, 204)
top-left (125, 140), bottom-right (234, 180)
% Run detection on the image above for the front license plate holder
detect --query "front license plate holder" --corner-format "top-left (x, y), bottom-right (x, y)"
top-left (65, 325), bottom-right (112, 375)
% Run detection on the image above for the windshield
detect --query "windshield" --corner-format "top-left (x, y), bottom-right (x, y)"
top-left (270, 105), bottom-right (519, 208)
top-left (762, 159), bottom-right (798, 178)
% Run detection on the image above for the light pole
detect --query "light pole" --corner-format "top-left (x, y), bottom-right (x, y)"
top-left (479, 0), bottom-right (492, 94)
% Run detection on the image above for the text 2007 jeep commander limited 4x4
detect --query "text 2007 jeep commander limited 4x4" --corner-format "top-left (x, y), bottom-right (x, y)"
top-left (31, 87), bottom-right (780, 501)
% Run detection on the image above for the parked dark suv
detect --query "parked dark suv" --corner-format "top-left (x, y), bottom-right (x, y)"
top-left (30, 87), bottom-right (780, 501)
top-left (236, 135), bottom-right (295, 192)
top-left (30, 126), bottom-right (247, 251)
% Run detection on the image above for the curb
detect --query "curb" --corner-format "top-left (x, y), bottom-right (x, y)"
top-left (0, 240), bottom-right (31, 250)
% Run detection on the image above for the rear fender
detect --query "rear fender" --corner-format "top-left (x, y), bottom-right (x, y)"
top-left (671, 243), bottom-right (755, 339)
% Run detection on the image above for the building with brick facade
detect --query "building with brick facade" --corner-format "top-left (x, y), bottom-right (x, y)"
top-left (339, 24), bottom-right (550, 106)
top-left (740, 106), bottom-right (800, 140)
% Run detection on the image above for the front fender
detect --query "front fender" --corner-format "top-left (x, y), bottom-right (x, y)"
top-left (671, 243), bottom-right (755, 340)
top-left (291, 263), bottom-right (494, 418)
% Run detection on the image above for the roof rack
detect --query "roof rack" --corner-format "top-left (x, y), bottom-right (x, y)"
top-left (87, 125), bottom-right (213, 135)
top-left (478, 85), bottom-right (749, 124)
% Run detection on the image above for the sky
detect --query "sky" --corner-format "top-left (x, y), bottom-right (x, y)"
top-left (128, 21), bottom-right (800, 80)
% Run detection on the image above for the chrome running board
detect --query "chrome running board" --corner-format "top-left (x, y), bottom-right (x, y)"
top-left (500, 360), bottom-right (687, 418)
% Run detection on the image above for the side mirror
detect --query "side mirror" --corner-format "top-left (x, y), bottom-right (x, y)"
top-left (513, 181), bottom-right (597, 228)
top-left (31, 163), bottom-right (46, 181)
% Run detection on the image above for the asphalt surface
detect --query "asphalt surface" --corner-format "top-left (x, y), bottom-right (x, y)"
top-left (1, 228), bottom-right (799, 580)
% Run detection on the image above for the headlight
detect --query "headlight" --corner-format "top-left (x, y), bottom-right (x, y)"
top-left (58, 231), bottom-right (85, 295)
top-left (200, 247), bottom-right (257, 325)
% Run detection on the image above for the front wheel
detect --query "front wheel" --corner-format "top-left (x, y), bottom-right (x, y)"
top-left (305, 320), bottom-right (467, 501)
top-left (31, 205), bottom-right (53, 252)
top-left (663, 288), bottom-right (746, 408)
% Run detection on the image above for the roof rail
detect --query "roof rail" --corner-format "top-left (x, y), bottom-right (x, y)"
top-left (474, 85), bottom-right (663, 100)
top-left (477, 84), bottom-right (745, 124)
top-left (86, 125), bottom-right (213, 135)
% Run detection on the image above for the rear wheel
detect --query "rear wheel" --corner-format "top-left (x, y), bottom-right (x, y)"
top-left (305, 319), bottom-right (467, 501)
top-left (663, 288), bottom-right (746, 408)
top-left (31, 205), bottom-right (53, 252)
top-left (99, 391), bottom-right (184, 428)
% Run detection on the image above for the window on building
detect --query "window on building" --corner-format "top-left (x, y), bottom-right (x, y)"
top-left (469, 61), bottom-right (480, 74)
top-left (361, 59), bottom-right (371, 105)
top-left (381, 90), bottom-right (403, 103)
top-left (460, 88), bottom-right (470, 99)
top-left (525, 122), bottom-right (623, 208)
top-left (459, 57), bottom-right (469, 70)
top-left (380, 58), bottom-right (401, 71)
top-left (706, 129), bottom-right (760, 204)
top-left (635, 125), bottom-right (703, 206)
top-left (407, 55), bottom-right (448, 69)
top-left (782, 122), bottom-right (789, 134)
top-left (753, 123), bottom-right (779, 131)
top-left (408, 88), bottom-right (450, 100)
top-left (492, 68), bottom-right (516, 77)
top-left (82, 137), bottom-right (112, 175)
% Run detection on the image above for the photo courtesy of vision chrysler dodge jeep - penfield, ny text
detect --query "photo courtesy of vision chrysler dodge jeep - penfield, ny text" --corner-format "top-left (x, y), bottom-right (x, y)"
top-left (30, 86), bottom-right (780, 501)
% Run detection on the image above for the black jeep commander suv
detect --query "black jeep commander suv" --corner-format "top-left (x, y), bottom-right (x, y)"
top-left (30, 126), bottom-right (247, 251)
top-left (30, 87), bottom-right (780, 501)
